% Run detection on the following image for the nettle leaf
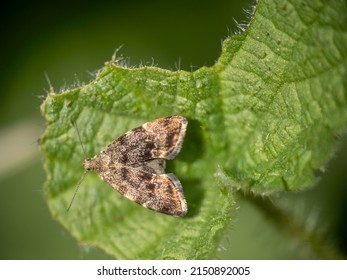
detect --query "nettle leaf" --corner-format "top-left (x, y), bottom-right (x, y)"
top-left (40, 0), bottom-right (347, 259)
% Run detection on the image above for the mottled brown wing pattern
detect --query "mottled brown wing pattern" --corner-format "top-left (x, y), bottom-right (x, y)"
top-left (100, 166), bottom-right (187, 216)
top-left (101, 115), bottom-right (187, 165)
top-left (82, 116), bottom-right (188, 216)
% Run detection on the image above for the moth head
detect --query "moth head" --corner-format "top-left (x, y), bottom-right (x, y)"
top-left (82, 155), bottom-right (109, 173)
top-left (82, 157), bottom-right (100, 172)
top-left (82, 158), bottom-right (93, 171)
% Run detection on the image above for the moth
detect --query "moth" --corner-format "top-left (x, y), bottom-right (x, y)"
top-left (70, 116), bottom-right (188, 217)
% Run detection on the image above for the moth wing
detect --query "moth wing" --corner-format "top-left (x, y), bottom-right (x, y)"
top-left (101, 116), bottom-right (187, 165)
top-left (99, 166), bottom-right (187, 216)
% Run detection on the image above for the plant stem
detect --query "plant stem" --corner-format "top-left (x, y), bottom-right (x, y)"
top-left (238, 189), bottom-right (345, 260)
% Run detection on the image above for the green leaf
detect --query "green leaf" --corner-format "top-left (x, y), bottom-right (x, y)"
top-left (40, 0), bottom-right (347, 259)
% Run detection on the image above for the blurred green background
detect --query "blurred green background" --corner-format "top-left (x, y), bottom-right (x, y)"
top-left (1, 0), bottom-right (346, 259)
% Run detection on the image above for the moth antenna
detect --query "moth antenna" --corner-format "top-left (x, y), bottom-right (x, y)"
top-left (67, 121), bottom-right (88, 212)
top-left (73, 120), bottom-right (88, 159)
top-left (66, 170), bottom-right (88, 212)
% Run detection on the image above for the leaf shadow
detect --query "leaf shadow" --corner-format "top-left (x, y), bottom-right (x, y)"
top-left (179, 118), bottom-right (205, 162)
top-left (181, 177), bottom-right (204, 218)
